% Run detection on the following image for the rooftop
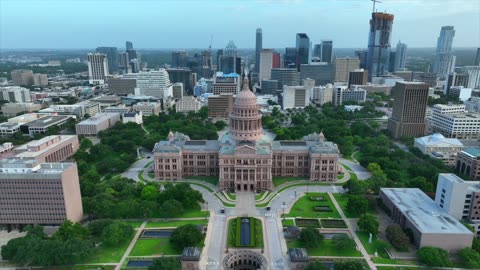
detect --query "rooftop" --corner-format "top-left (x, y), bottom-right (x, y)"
top-left (415, 134), bottom-right (463, 147)
top-left (24, 116), bottom-right (71, 128)
top-left (181, 247), bottom-right (202, 261)
top-left (76, 113), bottom-right (119, 125)
top-left (288, 248), bottom-right (309, 262)
top-left (463, 146), bottom-right (480, 157)
top-left (381, 188), bottom-right (473, 235)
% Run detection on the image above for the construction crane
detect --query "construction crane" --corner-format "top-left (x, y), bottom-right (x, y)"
top-left (209, 34), bottom-right (213, 52)
top-left (371, 0), bottom-right (382, 13)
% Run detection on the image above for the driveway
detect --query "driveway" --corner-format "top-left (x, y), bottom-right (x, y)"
top-left (340, 158), bottom-right (371, 180)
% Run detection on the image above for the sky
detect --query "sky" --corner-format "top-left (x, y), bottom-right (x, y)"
top-left (1, 0), bottom-right (479, 49)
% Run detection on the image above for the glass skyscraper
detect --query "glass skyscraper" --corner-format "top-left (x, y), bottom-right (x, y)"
top-left (96, 47), bottom-right (119, 74)
top-left (255, 28), bottom-right (262, 72)
top-left (433, 26), bottom-right (455, 78)
top-left (320, 40), bottom-right (333, 63)
top-left (366, 12), bottom-right (394, 79)
top-left (394, 41), bottom-right (407, 71)
top-left (296, 33), bottom-right (310, 70)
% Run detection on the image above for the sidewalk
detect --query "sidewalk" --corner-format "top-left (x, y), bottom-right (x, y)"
top-left (115, 221), bottom-right (147, 270)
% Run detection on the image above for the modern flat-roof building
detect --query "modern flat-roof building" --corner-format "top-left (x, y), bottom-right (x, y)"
top-left (176, 96), bottom-right (201, 113)
top-left (11, 69), bottom-right (34, 86)
top-left (0, 86), bottom-right (31, 102)
top-left (212, 72), bottom-right (240, 95)
top-left (300, 63), bottom-right (334, 86)
top-left (7, 113), bottom-right (48, 124)
top-left (465, 97), bottom-right (480, 113)
top-left (414, 133), bottom-right (464, 166)
top-left (104, 104), bottom-right (131, 114)
top-left (311, 85), bottom-right (334, 106)
top-left (260, 80), bottom-right (279, 95)
top-left (154, 77), bottom-right (340, 192)
top-left (388, 82), bottom-right (429, 139)
top-left (12, 135), bottom-right (79, 163)
top-left (282, 86), bottom-right (310, 109)
top-left (380, 188), bottom-right (474, 252)
top-left (172, 82), bottom-right (184, 100)
top-left (456, 146), bottom-right (480, 180)
top-left (75, 113), bottom-right (120, 136)
top-left (20, 115), bottom-right (72, 136)
top-left (87, 53), bottom-right (109, 85)
top-left (122, 111), bottom-right (143, 125)
top-left (207, 94), bottom-right (234, 119)
top-left (39, 102), bottom-right (101, 119)
top-left (0, 159), bottom-right (83, 227)
top-left (135, 69), bottom-right (173, 99)
top-left (107, 76), bottom-right (137, 95)
top-left (132, 102), bottom-right (161, 117)
top-left (1, 102), bottom-right (42, 116)
top-left (0, 123), bottom-right (21, 138)
top-left (33, 74), bottom-right (48, 86)
top-left (431, 104), bottom-right (480, 140)
top-left (348, 69), bottom-right (368, 87)
top-left (332, 86), bottom-right (366, 106)
top-left (271, 68), bottom-right (300, 90)
top-left (334, 57), bottom-right (360, 82)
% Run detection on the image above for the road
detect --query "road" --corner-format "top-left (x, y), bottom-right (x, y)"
top-left (120, 149), bottom-right (153, 181)
top-left (340, 158), bottom-right (371, 180)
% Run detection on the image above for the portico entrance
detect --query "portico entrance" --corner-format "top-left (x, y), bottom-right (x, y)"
top-left (236, 183), bottom-right (255, 192)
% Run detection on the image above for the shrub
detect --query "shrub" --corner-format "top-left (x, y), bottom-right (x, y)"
top-left (385, 224), bottom-right (409, 251)
top-left (417, 246), bottom-right (452, 267)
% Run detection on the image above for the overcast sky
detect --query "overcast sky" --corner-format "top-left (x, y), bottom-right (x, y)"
top-left (1, 0), bottom-right (479, 49)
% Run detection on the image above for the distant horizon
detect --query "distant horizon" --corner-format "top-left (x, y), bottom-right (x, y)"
top-left (1, 47), bottom-right (478, 51)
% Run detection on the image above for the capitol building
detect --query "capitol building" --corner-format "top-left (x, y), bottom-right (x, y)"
top-left (153, 76), bottom-right (340, 192)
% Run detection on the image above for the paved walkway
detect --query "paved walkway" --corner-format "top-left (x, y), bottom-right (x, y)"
top-left (328, 192), bottom-right (377, 270)
top-left (115, 221), bottom-right (147, 270)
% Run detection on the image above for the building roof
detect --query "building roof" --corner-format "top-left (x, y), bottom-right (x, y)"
top-left (181, 247), bottom-right (202, 261)
top-left (76, 113), bottom-right (119, 125)
top-left (381, 188), bottom-right (473, 235)
top-left (0, 122), bottom-right (20, 129)
top-left (415, 133), bottom-right (463, 147)
top-left (463, 146), bottom-right (480, 157)
top-left (288, 248), bottom-right (309, 262)
top-left (24, 116), bottom-right (71, 128)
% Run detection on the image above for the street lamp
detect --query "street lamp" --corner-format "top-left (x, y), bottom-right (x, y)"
top-left (282, 202), bottom-right (286, 220)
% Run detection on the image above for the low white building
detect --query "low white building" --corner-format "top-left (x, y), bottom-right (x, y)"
top-left (282, 85), bottom-right (310, 109)
top-left (176, 96), bottom-right (201, 113)
top-left (132, 102), bottom-right (161, 117)
top-left (75, 113), bottom-right (121, 136)
top-left (465, 97), bottom-right (480, 113)
top-left (122, 111), bottom-right (143, 124)
top-left (431, 104), bottom-right (480, 140)
top-left (0, 122), bottom-right (21, 137)
top-left (414, 133), bottom-right (464, 166)
top-left (311, 84), bottom-right (333, 105)
top-left (1, 102), bottom-right (42, 116)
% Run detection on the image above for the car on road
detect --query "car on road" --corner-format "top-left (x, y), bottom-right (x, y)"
top-left (266, 206), bottom-right (271, 211)
top-left (220, 208), bottom-right (225, 214)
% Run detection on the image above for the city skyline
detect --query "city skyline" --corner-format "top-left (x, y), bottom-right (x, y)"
top-left (1, 0), bottom-right (479, 49)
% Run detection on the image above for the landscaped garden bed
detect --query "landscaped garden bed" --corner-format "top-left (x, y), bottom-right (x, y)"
top-left (228, 217), bottom-right (263, 248)
top-left (295, 218), bottom-right (321, 227)
top-left (314, 205), bottom-right (333, 212)
top-left (320, 219), bottom-right (347, 228)
top-left (309, 196), bottom-right (326, 201)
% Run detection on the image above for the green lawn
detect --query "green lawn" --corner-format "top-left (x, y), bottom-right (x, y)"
top-left (82, 233), bottom-right (135, 263)
top-left (148, 172), bottom-right (155, 179)
top-left (146, 219), bottom-right (207, 228)
top-left (129, 238), bottom-right (178, 256)
top-left (273, 176), bottom-right (305, 187)
top-left (144, 160), bottom-right (154, 168)
top-left (353, 151), bottom-right (362, 162)
top-left (287, 239), bottom-right (362, 257)
top-left (282, 219), bottom-right (295, 226)
top-left (286, 192), bottom-right (341, 218)
top-left (228, 217), bottom-right (263, 248)
top-left (181, 204), bottom-right (210, 218)
top-left (255, 183), bottom-right (337, 207)
top-left (333, 193), bottom-right (376, 218)
top-left (122, 220), bottom-right (144, 228)
top-left (184, 175), bottom-right (219, 186)
top-left (255, 190), bottom-right (268, 200)
top-left (337, 173), bottom-right (344, 179)
top-left (74, 266), bottom-right (115, 270)
top-left (226, 192), bottom-right (236, 200)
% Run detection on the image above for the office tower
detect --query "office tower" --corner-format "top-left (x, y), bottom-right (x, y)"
top-left (127, 49), bottom-right (137, 61)
top-left (216, 49), bottom-right (223, 69)
top-left (433, 26), bottom-right (455, 77)
top-left (461, 66), bottom-right (480, 89)
top-left (271, 68), bottom-right (300, 90)
top-left (172, 83), bottom-right (184, 100)
top-left (313, 44), bottom-right (321, 58)
top-left (10, 69), bottom-right (34, 86)
top-left (259, 49), bottom-right (281, 83)
top-left (387, 82), bottom-right (429, 139)
top-left (0, 159), bottom-right (83, 227)
top-left (334, 57), bottom-right (360, 82)
top-left (201, 50), bottom-right (213, 69)
top-left (435, 174), bottom-right (480, 221)
top-left (96, 47), bottom-right (119, 74)
top-left (296, 33), bottom-right (310, 69)
top-left (284, 47), bottom-right (297, 68)
top-left (389, 51), bottom-right (396, 72)
top-left (219, 41), bottom-right (242, 75)
top-left (135, 69), bottom-right (173, 99)
top-left (348, 69), bottom-right (369, 87)
top-left (393, 71), bottom-right (413, 81)
top-left (255, 28), bottom-right (262, 72)
top-left (0, 86), bottom-right (31, 102)
top-left (129, 59), bottom-right (140, 73)
top-left (333, 86), bottom-right (367, 106)
top-left (172, 51), bottom-right (187, 68)
top-left (367, 12), bottom-right (394, 79)
top-left (119, 52), bottom-right (130, 74)
top-left (320, 40), bottom-right (333, 63)
top-left (355, 50), bottom-right (368, 69)
top-left (212, 73), bottom-right (240, 95)
top-left (225, 40), bottom-right (237, 56)
top-left (107, 76), bottom-right (137, 95)
top-left (446, 73), bottom-right (469, 95)
top-left (283, 86), bottom-right (310, 109)
top-left (126, 41), bottom-right (133, 51)
top-left (394, 41), bottom-right (407, 71)
top-left (299, 63), bottom-right (334, 86)
top-left (414, 72), bottom-right (437, 88)
top-left (261, 80), bottom-right (278, 95)
top-left (207, 94), bottom-right (234, 118)
top-left (167, 68), bottom-right (193, 94)
top-left (475, 48), bottom-right (480, 66)
top-left (87, 53), bottom-right (109, 85)
top-left (431, 104), bottom-right (480, 140)
top-left (311, 85), bottom-right (334, 105)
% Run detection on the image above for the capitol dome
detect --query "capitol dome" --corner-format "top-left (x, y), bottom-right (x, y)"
top-left (429, 133), bottom-right (445, 143)
top-left (235, 76), bottom-right (257, 106)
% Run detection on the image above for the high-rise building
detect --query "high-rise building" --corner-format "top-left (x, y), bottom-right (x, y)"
top-left (260, 80), bottom-right (279, 95)
top-left (333, 86), bottom-right (367, 106)
top-left (334, 57), bottom-right (360, 82)
top-left (475, 48), bottom-right (480, 66)
top-left (0, 86), bottom-right (31, 103)
top-left (172, 82), bottom-right (184, 100)
top-left (212, 72), bottom-right (240, 95)
top-left (207, 94), bottom-right (234, 119)
top-left (283, 86), bottom-right (310, 109)
top-left (96, 47), bottom-right (119, 74)
top-left (320, 40), bottom-right (333, 63)
top-left (135, 69), bottom-right (173, 99)
top-left (394, 41), bottom-right (407, 71)
top-left (367, 12), bottom-right (394, 79)
top-left (167, 68), bottom-right (193, 94)
top-left (126, 41), bottom-right (133, 51)
top-left (313, 44), bottom-right (321, 58)
top-left (259, 49), bottom-right (281, 84)
top-left (299, 63), bottom-right (334, 86)
top-left (119, 52), bottom-right (130, 74)
top-left (355, 50), bottom-right (368, 69)
top-left (433, 26), bottom-right (455, 78)
top-left (0, 159), bottom-right (83, 227)
top-left (461, 66), bottom-right (480, 89)
top-left (389, 51), bottom-right (396, 72)
top-left (255, 28), bottom-right (262, 72)
top-left (348, 69), bottom-right (369, 87)
top-left (33, 74), bottom-right (48, 86)
top-left (446, 73), bottom-right (469, 95)
top-left (11, 69), bottom-right (34, 86)
top-left (311, 85), bottom-right (333, 105)
top-left (284, 47), bottom-right (297, 68)
top-left (172, 51), bottom-right (187, 68)
top-left (87, 53), bottom-right (109, 85)
top-left (388, 82), bottom-right (429, 139)
top-left (271, 68), bottom-right (300, 90)
top-left (296, 33), bottom-right (310, 69)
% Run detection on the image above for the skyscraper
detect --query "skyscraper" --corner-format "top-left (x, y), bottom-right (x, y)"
top-left (296, 33), bottom-right (310, 69)
top-left (387, 82), bottom-right (429, 139)
top-left (172, 51), bottom-right (187, 68)
top-left (284, 47), bottom-right (297, 68)
top-left (96, 47), bottom-right (118, 74)
top-left (475, 48), bottom-right (480, 66)
top-left (313, 44), bottom-right (321, 58)
top-left (255, 28), bottom-right (262, 72)
top-left (355, 50), bottom-right (368, 69)
top-left (126, 41), bottom-right (133, 51)
top-left (87, 53), bottom-right (109, 85)
top-left (119, 52), bottom-right (129, 74)
top-left (433, 26), bottom-right (455, 78)
top-left (394, 41), bottom-right (407, 71)
top-left (259, 49), bottom-right (280, 84)
top-left (367, 12), bottom-right (394, 79)
top-left (220, 41), bottom-right (242, 75)
top-left (320, 40), bottom-right (333, 63)
top-left (334, 57), bottom-right (360, 82)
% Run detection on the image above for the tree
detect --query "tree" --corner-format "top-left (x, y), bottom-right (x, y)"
top-left (334, 260), bottom-right (365, 270)
top-left (417, 246), bottom-right (452, 267)
top-left (305, 261), bottom-right (328, 270)
top-left (343, 179), bottom-right (367, 195)
top-left (357, 214), bottom-right (379, 234)
top-left (141, 185), bottom-right (159, 201)
top-left (332, 234), bottom-right (356, 251)
top-left (346, 195), bottom-right (368, 216)
top-left (458, 248), bottom-right (480, 269)
top-left (170, 224), bottom-right (204, 252)
top-left (385, 224), bottom-right (410, 251)
top-left (367, 162), bottom-right (384, 176)
top-left (53, 220), bottom-right (90, 241)
top-left (101, 222), bottom-right (133, 246)
top-left (473, 237), bottom-right (480, 253)
top-left (87, 219), bottom-right (114, 238)
top-left (300, 228), bottom-right (324, 249)
top-left (148, 257), bottom-right (181, 270)
top-left (161, 199), bottom-right (184, 218)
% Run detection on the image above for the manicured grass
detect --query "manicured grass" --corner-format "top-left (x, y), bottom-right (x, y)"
top-left (189, 182), bottom-right (214, 193)
top-left (333, 193), bottom-right (375, 218)
top-left (138, 171), bottom-right (148, 182)
top-left (228, 217), bottom-right (263, 248)
top-left (287, 239), bottom-right (362, 257)
top-left (226, 192), bottom-right (236, 200)
top-left (148, 172), bottom-right (155, 179)
top-left (337, 173), bottom-right (344, 179)
top-left (295, 218), bottom-right (321, 227)
top-left (282, 219), bottom-right (295, 227)
top-left (371, 257), bottom-right (418, 265)
top-left (123, 220), bottom-right (144, 228)
top-left (146, 219), bottom-right (207, 228)
top-left (341, 163), bottom-right (353, 172)
top-left (320, 219), bottom-right (347, 228)
top-left (273, 176), bottom-right (305, 187)
top-left (255, 183), bottom-right (337, 207)
top-left (144, 160), bottom-right (154, 168)
top-left (184, 175), bottom-right (219, 186)
top-left (74, 266), bottom-right (115, 270)
top-left (82, 233), bottom-right (135, 263)
top-left (357, 231), bottom-right (384, 254)
top-left (353, 151), bottom-right (362, 162)
top-left (181, 204), bottom-right (210, 218)
top-left (255, 190), bottom-right (267, 200)
top-left (286, 192), bottom-right (341, 218)
top-left (129, 238), bottom-right (178, 256)
top-left (227, 219), bottom-right (236, 247)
